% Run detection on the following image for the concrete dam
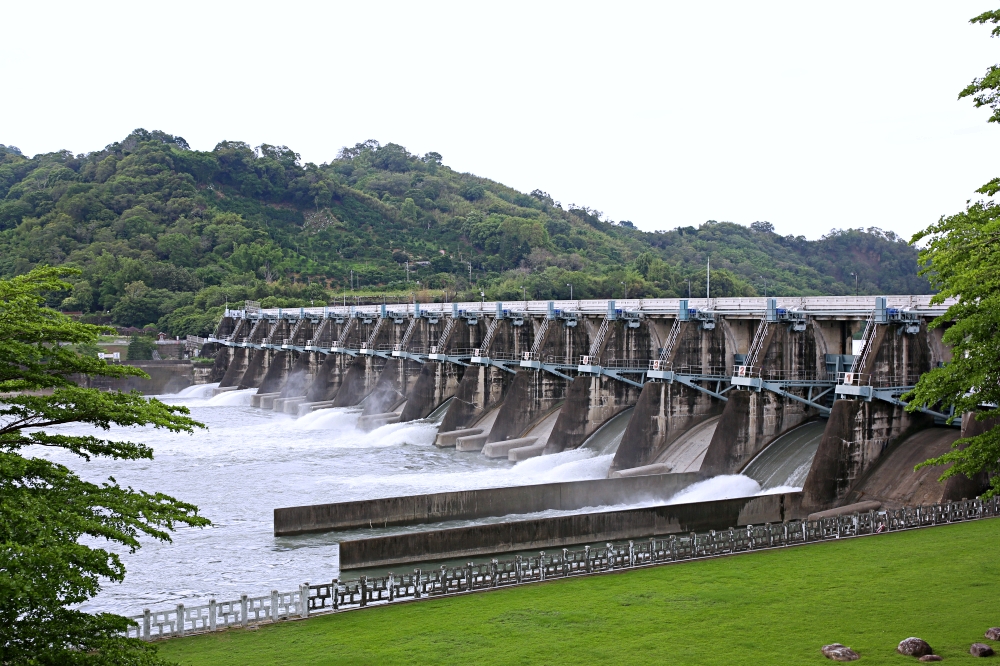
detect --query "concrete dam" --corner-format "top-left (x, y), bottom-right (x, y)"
top-left (198, 295), bottom-right (987, 568)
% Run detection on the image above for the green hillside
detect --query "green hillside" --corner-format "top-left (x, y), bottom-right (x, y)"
top-left (0, 130), bottom-right (929, 337)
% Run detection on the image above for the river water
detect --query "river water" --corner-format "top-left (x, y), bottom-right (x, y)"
top-left (24, 384), bottom-right (804, 616)
top-left (27, 385), bottom-right (617, 616)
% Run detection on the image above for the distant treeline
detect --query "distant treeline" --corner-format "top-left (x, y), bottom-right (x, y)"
top-left (0, 131), bottom-right (929, 336)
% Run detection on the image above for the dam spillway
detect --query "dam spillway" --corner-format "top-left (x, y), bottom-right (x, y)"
top-left (199, 295), bottom-right (972, 495)
top-left (190, 294), bottom-right (989, 566)
top-left (742, 420), bottom-right (827, 491)
top-left (56, 293), bottom-right (992, 615)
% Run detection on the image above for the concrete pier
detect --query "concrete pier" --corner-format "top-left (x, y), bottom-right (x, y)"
top-left (609, 319), bottom-right (729, 473)
top-left (399, 315), bottom-right (480, 422)
top-left (801, 315), bottom-right (940, 510)
top-left (699, 317), bottom-right (822, 475)
top-left (434, 315), bottom-right (530, 438)
top-left (274, 472), bottom-right (706, 535)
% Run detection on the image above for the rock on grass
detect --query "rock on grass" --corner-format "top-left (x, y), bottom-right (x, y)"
top-left (986, 628), bottom-right (1000, 641)
top-left (971, 643), bottom-right (995, 657)
top-left (898, 638), bottom-right (934, 657)
top-left (821, 644), bottom-right (860, 661)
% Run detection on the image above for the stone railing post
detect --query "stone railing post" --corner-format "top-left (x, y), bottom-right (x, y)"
top-left (300, 583), bottom-right (309, 619)
top-left (240, 595), bottom-right (248, 627)
top-left (208, 599), bottom-right (217, 631)
top-left (539, 552), bottom-right (547, 580)
top-left (332, 579), bottom-right (340, 610)
top-left (389, 573), bottom-right (396, 601)
top-left (270, 590), bottom-right (279, 622)
top-left (142, 609), bottom-right (151, 640)
top-left (176, 604), bottom-right (185, 638)
top-left (414, 569), bottom-right (422, 599)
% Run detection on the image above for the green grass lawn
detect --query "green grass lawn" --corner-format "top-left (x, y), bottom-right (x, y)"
top-left (157, 519), bottom-right (1000, 665)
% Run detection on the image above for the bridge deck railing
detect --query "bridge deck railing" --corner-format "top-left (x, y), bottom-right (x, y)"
top-left (837, 371), bottom-right (920, 389)
top-left (732, 366), bottom-right (831, 382)
top-left (222, 296), bottom-right (954, 322)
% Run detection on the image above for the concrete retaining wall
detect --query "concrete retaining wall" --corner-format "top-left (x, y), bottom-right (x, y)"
top-left (77, 360), bottom-right (198, 395)
top-left (274, 472), bottom-right (707, 536)
top-left (337, 492), bottom-right (798, 569)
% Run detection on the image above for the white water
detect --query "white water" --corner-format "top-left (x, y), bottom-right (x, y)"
top-left (23, 384), bottom-right (619, 615)
top-left (24, 383), bottom-right (803, 616)
top-left (664, 474), bottom-right (801, 505)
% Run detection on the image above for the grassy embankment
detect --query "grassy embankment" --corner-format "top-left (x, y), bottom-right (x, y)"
top-left (158, 519), bottom-right (1000, 665)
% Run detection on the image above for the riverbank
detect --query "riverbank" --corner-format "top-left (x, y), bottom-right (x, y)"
top-left (157, 517), bottom-right (1000, 665)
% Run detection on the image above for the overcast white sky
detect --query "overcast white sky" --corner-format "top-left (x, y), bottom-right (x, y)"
top-left (2, 1), bottom-right (999, 239)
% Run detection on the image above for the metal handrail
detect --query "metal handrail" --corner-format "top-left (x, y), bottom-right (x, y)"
top-left (658, 317), bottom-right (682, 362)
top-left (529, 318), bottom-right (549, 354)
top-left (588, 317), bottom-right (610, 357)
top-left (604, 358), bottom-right (651, 369)
top-left (743, 315), bottom-right (769, 369)
top-left (850, 311), bottom-right (876, 374)
top-left (837, 372), bottom-right (916, 389)
top-left (436, 317), bottom-right (457, 349)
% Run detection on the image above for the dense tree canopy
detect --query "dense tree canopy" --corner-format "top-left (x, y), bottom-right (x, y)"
top-left (0, 131), bottom-right (929, 339)
top-left (910, 7), bottom-right (1000, 496)
top-left (0, 267), bottom-right (208, 664)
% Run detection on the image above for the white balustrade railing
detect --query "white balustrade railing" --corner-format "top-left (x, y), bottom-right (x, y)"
top-left (129, 584), bottom-right (312, 641)
top-left (124, 497), bottom-right (999, 642)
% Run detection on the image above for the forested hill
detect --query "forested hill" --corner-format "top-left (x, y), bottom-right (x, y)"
top-left (0, 130), bottom-right (929, 337)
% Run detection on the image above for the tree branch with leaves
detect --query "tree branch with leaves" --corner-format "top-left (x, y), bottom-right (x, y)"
top-left (906, 8), bottom-right (1000, 497)
top-left (0, 266), bottom-right (209, 665)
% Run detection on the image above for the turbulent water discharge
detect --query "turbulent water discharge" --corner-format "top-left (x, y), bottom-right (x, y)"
top-left (27, 385), bottom-right (622, 615)
top-left (26, 384), bottom-right (812, 615)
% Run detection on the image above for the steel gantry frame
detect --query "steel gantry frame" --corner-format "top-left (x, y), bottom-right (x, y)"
top-left (207, 297), bottom-right (953, 419)
top-left (832, 297), bottom-right (959, 424)
top-left (727, 299), bottom-right (836, 415)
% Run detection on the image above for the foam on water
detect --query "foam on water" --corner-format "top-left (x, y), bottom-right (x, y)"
top-left (291, 407), bottom-right (361, 431)
top-left (204, 388), bottom-right (256, 407)
top-left (165, 383), bottom-right (220, 400)
top-left (665, 474), bottom-right (763, 504)
top-left (662, 474), bottom-right (803, 505)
